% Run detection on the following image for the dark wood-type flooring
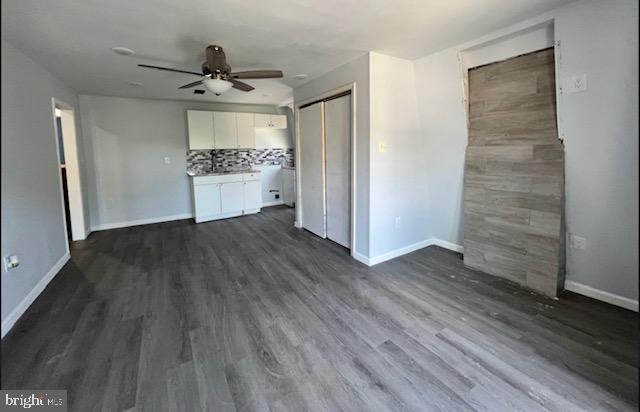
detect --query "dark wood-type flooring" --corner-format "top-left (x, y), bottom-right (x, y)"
top-left (2, 206), bottom-right (638, 411)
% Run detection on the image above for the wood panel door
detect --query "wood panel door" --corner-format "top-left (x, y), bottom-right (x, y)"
top-left (463, 47), bottom-right (564, 297)
top-left (298, 102), bottom-right (326, 238)
top-left (325, 95), bottom-right (351, 248)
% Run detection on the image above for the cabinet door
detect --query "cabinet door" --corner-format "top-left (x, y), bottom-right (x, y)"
top-left (236, 112), bottom-right (256, 148)
top-left (271, 114), bottom-right (287, 129)
top-left (243, 180), bottom-right (262, 211)
top-left (213, 112), bottom-right (238, 149)
top-left (282, 169), bottom-right (295, 205)
top-left (187, 110), bottom-right (214, 149)
top-left (194, 183), bottom-right (221, 217)
top-left (254, 113), bottom-right (271, 128)
top-left (220, 181), bottom-right (244, 213)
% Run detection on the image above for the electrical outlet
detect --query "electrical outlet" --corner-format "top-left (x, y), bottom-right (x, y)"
top-left (4, 255), bottom-right (19, 271)
top-left (565, 73), bottom-right (587, 94)
top-left (394, 216), bottom-right (401, 229)
top-left (164, 157), bottom-right (171, 164)
top-left (570, 234), bottom-right (587, 250)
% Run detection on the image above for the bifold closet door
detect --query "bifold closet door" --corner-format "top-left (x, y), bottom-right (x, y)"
top-left (299, 102), bottom-right (326, 238)
top-left (325, 95), bottom-right (351, 248)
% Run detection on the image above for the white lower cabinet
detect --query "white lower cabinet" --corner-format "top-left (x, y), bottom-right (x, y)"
top-left (192, 173), bottom-right (261, 222)
top-left (220, 181), bottom-right (244, 214)
top-left (243, 180), bottom-right (262, 211)
top-left (193, 183), bottom-right (221, 221)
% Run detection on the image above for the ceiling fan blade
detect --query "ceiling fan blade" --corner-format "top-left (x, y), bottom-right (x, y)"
top-left (229, 79), bottom-right (255, 92)
top-left (229, 70), bottom-right (283, 79)
top-left (178, 79), bottom-right (204, 89)
top-left (138, 64), bottom-right (202, 76)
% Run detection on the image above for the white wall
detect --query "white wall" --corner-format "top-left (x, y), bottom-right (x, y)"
top-left (413, 0), bottom-right (638, 303)
top-left (293, 54), bottom-right (370, 257)
top-left (368, 53), bottom-right (427, 258)
top-left (1, 40), bottom-right (84, 335)
top-left (554, 0), bottom-right (638, 302)
top-left (79, 95), bottom-right (282, 229)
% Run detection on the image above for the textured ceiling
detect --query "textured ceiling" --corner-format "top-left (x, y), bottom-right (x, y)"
top-left (1, 0), bottom-right (572, 104)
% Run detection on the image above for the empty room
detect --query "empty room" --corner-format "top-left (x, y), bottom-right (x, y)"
top-left (1, 0), bottom-right (638, 411)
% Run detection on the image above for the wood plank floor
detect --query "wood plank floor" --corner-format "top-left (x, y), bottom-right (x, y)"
top-left (2, 206), bottom-right (637, 411)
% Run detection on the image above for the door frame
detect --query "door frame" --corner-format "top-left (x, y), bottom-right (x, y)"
top-left (51, 98), bottom-right (87, 242)
top-left (294, 82), bottom-right (357, 255)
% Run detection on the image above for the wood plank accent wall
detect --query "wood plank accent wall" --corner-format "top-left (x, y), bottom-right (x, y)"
top-left (463, 48), bottom-right (565, 297)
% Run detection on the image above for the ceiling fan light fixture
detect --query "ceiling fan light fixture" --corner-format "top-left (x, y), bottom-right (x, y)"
top-left (202, 78), bottom-right (233, 95)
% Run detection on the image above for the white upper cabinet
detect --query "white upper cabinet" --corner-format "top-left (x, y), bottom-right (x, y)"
top-left (254, 113), bottom-right (287, 129)
top-left (188, 110), bottom-right (288, 151)
top-left (271, 114), bottom-right (287, 129)
top-left (254, 113), bottom-right (271, 128)
top-left (187, 110), bottom-right (214, 150)
top-left (213, 112), bottom-right (238, 149)
top-left (236, 112), bottom-right (256, 148)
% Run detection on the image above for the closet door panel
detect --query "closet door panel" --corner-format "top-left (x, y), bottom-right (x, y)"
top-left (325, 95), bottom-right (351, 248)
top-left (299, 103), bottom-right (326, 238)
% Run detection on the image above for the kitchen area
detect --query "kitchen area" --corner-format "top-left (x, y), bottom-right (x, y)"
top-left (186, 109), bottom-right (296, 223)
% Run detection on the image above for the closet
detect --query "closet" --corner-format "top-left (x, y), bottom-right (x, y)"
top-left (298, 92), bottom-right (351, 248)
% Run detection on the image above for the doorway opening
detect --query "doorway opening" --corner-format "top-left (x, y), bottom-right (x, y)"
top-left (52, 99), bottom-right (86, 242)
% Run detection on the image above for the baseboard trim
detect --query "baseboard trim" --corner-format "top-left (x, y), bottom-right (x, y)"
top-left (429, 238), bottom-right (464, 253)
top-left (262, 200), bottom-right (285, 207)
top-left (350, 237), bottom-right (464, 267)
top-left (2, 252), bottom-right (71, 338)
top-left (564, 280), bottom-right (638, 312)
top-left (369, 239), bottom-right (434, 266)
top-left (91, 213), bottom-right (193, 231)
top-left (352, 251), bottom-right (371, 266)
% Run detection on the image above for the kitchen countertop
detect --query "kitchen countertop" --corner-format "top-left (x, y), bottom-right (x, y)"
top-left (187, 169), bottom-right (261, 177)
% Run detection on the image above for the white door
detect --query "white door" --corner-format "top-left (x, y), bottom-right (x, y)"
top-left (213, 112), bottom-right (238, 149)
top-left (187, 110), bottom-right (214, 149)
top-left (194, 183), bottom-right (221, 218)
top-left (220, 181), bottom-right (244, 213)
top-left (299, 102), bottom-right (326, 238)
top-left (236, 112), bottom-right (256, 148)
top-left (325, 95), bottom-right (351, 248)
top-left (243, 180), bottom-right (262, 211)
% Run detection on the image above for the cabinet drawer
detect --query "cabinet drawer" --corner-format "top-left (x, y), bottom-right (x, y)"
top-left (243, 172), bottom-right (261, 181)
top-left (192, 174), bottom-right (244, 185)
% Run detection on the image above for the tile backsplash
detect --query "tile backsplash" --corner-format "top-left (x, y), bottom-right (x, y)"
top-left (187, 148), bottom-right (294, 173)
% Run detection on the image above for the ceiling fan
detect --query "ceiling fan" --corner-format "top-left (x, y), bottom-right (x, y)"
top-left (138, 45), bottom-right (283, 95)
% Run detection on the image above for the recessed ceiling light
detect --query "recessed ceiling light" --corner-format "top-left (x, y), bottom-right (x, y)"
top-left (295, 74), bottom-right (308, 80)
top-left (128, 81), bottom-right (143, 87)
top-left (111, 46), bottom-right (135, 56)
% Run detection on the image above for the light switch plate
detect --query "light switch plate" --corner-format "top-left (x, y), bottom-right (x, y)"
top-left (570, 234), bottom-right (587, 250)
top-left (565, 73), bottom-right (587, 94)
top-left (378, 141), bottom-right (387, 153)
